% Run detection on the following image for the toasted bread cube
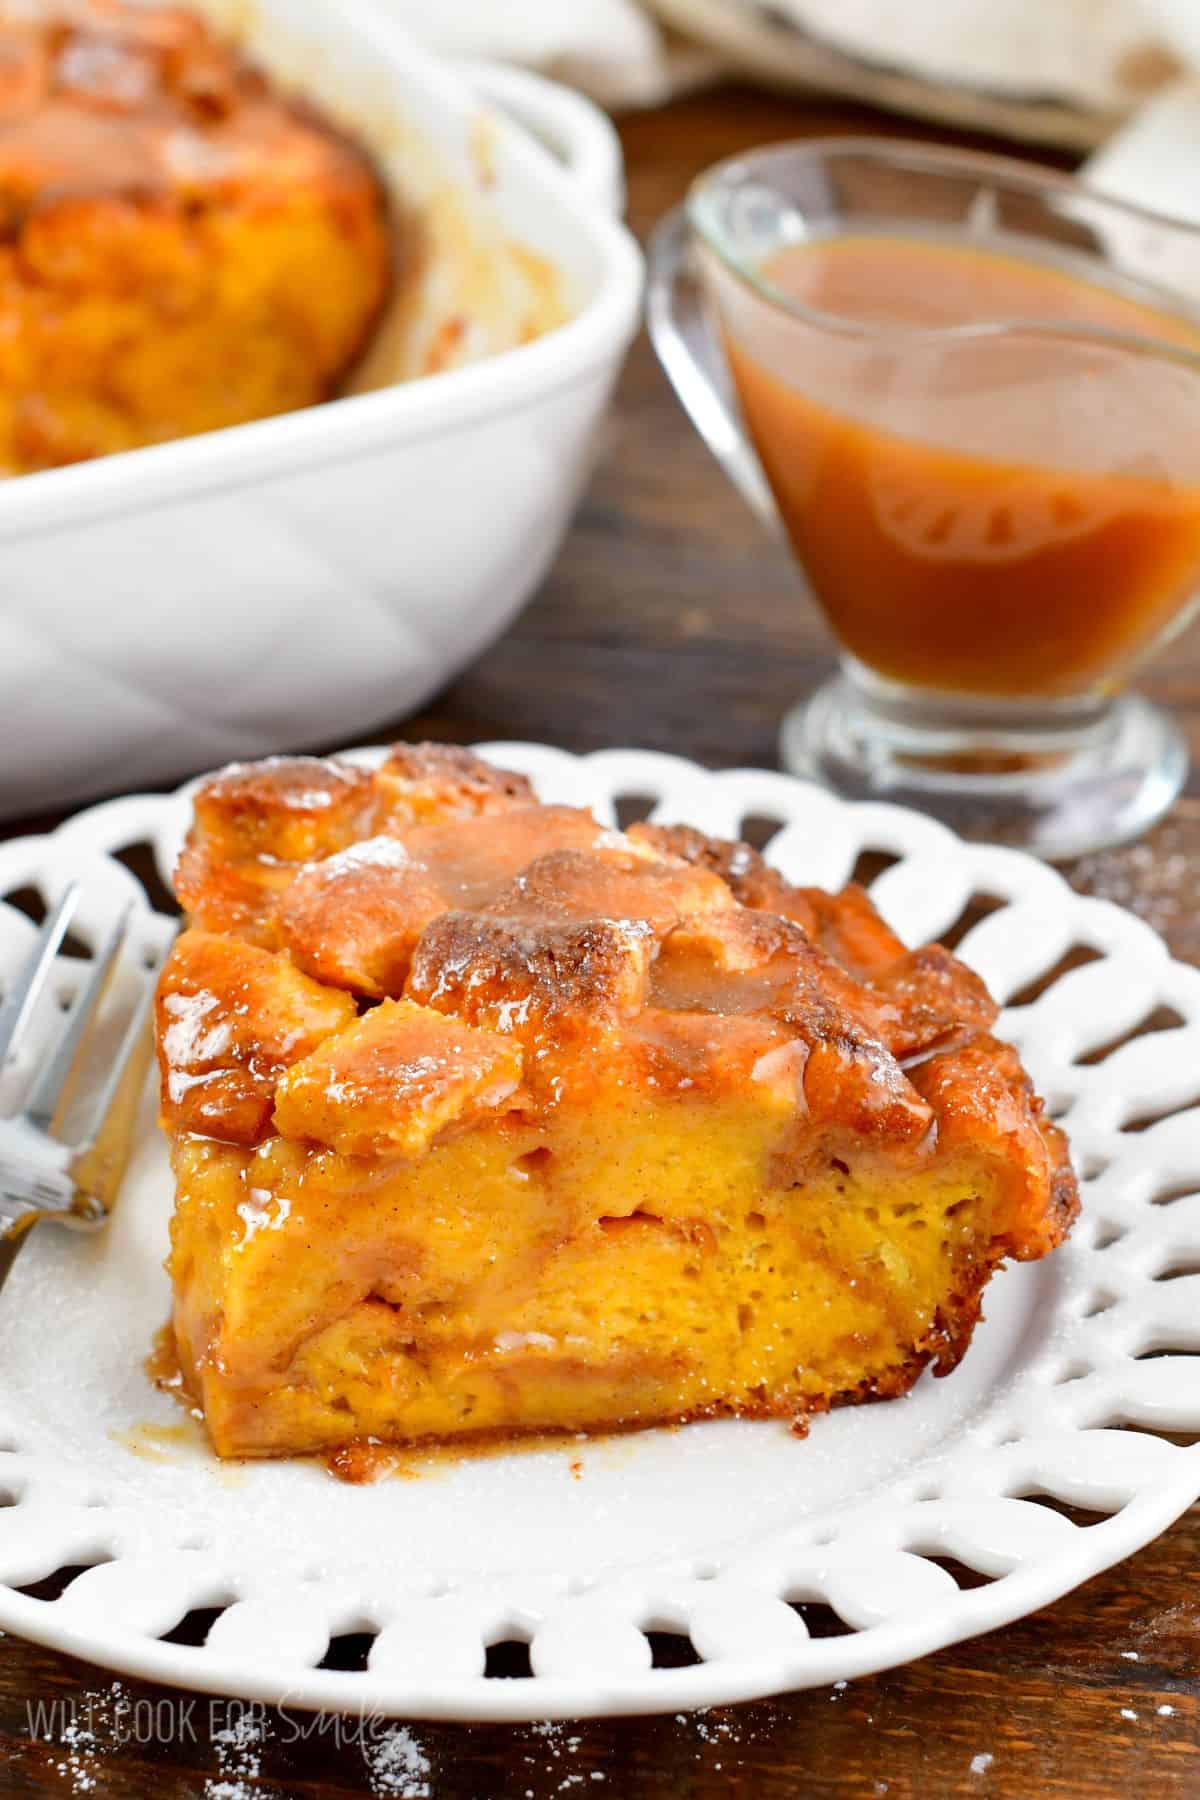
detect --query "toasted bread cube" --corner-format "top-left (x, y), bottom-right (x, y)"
top-left (191, 758), bottom-right (376, 865)
top-left (374, 743), bottom-right (536, 828)
top-left (275, 838), bottom-right (443, 1000)
top-left (274, 998), bottom-right (524, 1158)
top-left (174, 758), bottom-right (379, 944)
top-left (278, 807), bottom-right (614, 997)
top-left (156, 929), bottom-right (356, 1143)
top-left (487, 846), bottom-right (735, 931)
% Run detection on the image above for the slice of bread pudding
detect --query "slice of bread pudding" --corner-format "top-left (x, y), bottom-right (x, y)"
top-left (155, 744), bottom-right (1078, 1457)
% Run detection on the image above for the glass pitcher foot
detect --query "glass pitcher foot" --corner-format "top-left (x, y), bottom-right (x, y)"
top-left (781, 675), bottom-right (1187, 861)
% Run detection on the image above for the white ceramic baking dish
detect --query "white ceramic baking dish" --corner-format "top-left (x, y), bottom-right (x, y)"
top-left (0, 0), bottom-right (642, 818)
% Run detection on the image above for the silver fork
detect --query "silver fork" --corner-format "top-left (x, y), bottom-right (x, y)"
top-left (0, 883), bottom-right (175, 1289)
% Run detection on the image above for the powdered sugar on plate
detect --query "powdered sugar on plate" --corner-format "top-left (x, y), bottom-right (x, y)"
top-left (205, 1706), bottom-right (267, 1800)
top-left (363, 1726), bottom-right (433, 1798)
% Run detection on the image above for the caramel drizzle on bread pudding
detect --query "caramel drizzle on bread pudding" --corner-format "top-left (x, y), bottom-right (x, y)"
top-left (156, 743), bottom-right (1077, 1458)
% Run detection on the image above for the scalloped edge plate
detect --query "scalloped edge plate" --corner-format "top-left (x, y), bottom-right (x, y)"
top-left (0, 743), bottom-right (1197, 1720)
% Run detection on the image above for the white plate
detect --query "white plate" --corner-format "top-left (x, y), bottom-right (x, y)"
top-left (0, 744), bottom-right (1198, 1722)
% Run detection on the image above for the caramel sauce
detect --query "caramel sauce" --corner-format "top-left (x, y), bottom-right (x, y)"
top-left (0, 2), bottom-right (375, 204)
top-left (146, 1318), bottom-right (183, 1387)
top-left (146, 1320), bottom-right (203, 1418)
top-left (725, 236), bottom-right (1200, 699)
top-left (323, 1439), bottom-right (427, 1484)
top-left (322, 1424), bottom-right (653, 1484)
top-left (120, 1327), bottom-right (205, 1464)
top-left (113, 1419), bottom-right (204, 1463)
top-left (321, 1433), bottom-right (585, 1485)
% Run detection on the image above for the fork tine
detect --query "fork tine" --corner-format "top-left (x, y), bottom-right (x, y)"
top-left (68, 926), bottom-right (173, 1166)
top-left (23, 902), bottom-right (131, 1135)
top-left (65, 934), bottom-right (172, 1217)
top-left (0, 882), bottom-right (81, 1070)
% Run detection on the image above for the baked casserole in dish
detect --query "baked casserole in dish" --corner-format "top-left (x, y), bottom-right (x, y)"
top-left (0, 0), bottom-right (395, 471)
top-left (0, 0), bottom-right (641, 817)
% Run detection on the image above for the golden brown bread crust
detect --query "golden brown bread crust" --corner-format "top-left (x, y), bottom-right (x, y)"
top-left (190, 757), bottom-right (377, 863)
top-left (176, 747), bottom-right (542, 952)
top-left (159, 744), bottom-right (1079, 1254)
top-left (273, 997), bottom-right (525, 1158)
top-left (156, 929), bottom-right (356, 1144)
top-left (277, 808), bottom-right (612, 997)
top-left (0, 1), bottom-right (373, 198)
top-left (0, 0), bottom-right (392, 471)
top-left (628, 819), bottom-right (998, 1056)
top-left (374, 743), bottom-right (536, 827)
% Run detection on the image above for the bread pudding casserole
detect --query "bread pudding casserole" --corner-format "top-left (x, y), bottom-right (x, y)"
top-left (155, 744), bottom-right (1078, 1458)
top-left (0, 0), bottom-right (391, 471)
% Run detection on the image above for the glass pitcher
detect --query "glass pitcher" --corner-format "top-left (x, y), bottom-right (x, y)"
top-left (648, 138), bottom-right (1200, 858)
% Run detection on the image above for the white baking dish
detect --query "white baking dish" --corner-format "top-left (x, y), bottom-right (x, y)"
top-left (0, 0), bottom-right (642, 818)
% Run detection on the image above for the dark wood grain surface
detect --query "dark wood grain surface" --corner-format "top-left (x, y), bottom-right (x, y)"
top-left (4, 84), bottom-right (1199, 1800)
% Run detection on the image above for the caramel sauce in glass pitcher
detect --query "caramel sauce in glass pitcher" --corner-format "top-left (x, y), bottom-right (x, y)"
top-left (725, 236), bottom-right (1200, 699)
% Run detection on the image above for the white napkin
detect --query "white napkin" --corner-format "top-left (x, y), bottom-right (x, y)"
top-left (375, 0), bottom-right (1200, 232)
top-left (687, 0), bottom-right (1180, 114)
top-left (373, 0), bottom-right (714, 108)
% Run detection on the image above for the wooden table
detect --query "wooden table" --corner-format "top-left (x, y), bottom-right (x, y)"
top-left (5, 85), bottom-right (1199, 1800)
